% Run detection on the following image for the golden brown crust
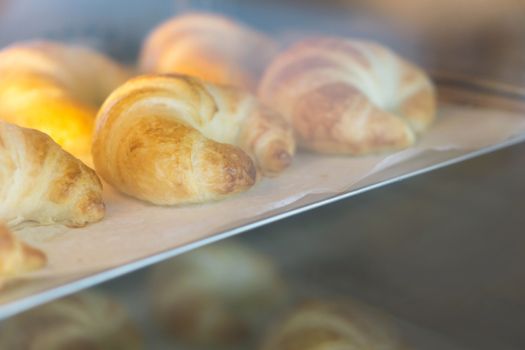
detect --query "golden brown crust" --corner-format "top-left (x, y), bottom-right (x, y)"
top-left (237, 104), bottom-right (294, 175)
top-left (258, 37), bottom-right (436, 155)
top-left (0, 223), bottom-right (46, 276)
top-left (262, 299), bottom-right (410, 350)
top-left (0, 121), bottom-right (105, 227)
top-left (0, 40), bottom-right (130, 161)
top-left (140, 12), bottom-right (277, 91)
top-left (93, 74), bottom-right (294, 205)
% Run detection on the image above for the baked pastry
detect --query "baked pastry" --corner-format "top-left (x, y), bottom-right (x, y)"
top-left (92, 74), bottom-right (294, 205)
top-left (0, 121), bottom-right (104, 227)
top-left (0, 223), bottom-right (46, 278)
top-left (140, 12), bottom-right (277, 91)
top-left (0, 291), bottom-right (142, 350)
top-left (0, 40), bottom-right (130, 161)
top-left (150, 242), bottom-right (288, 348)
top-left (259, 37), bottom-right (436, 154)
top-left (261, 299), bottom-right (409, 350)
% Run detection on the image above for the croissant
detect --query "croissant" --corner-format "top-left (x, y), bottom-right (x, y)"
top-left (0, 223), bottom-right (46, 278)
top-left (92, 74), bottom-right (294, 205)
top-left (0, 121), bottom-right (104, 227)
top-left (150, 242), bottom-right (288, 348)
top-left (0, 40), bottom-right (130, 161)
top-left (258, 37), bottom-right (436, 154)
top-left (140, 13), bottom-right (277, 91)
top-left (261, 299), bottom-right (409, 350)
top-left (0, 291), bottom-right (143, 350)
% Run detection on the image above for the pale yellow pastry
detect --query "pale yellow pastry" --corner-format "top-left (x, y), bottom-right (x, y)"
top-left (259, 37), bottom-right (436, 155)
top-left (150, 242), bottom-right (288, 348)
top-left (0, 40), bottom-right (130, 161)
top-left (140, 12), bottom-right (277, 91)
top-left (0, 121), bottom-right (104, 227)
top-left (92, 74), bottom-right (294, 205)
top-left (0, 291), bottom-right (142, 350)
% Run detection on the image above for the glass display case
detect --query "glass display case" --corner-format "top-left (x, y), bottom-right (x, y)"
top-left (0, 1), bottom-right (524, 349)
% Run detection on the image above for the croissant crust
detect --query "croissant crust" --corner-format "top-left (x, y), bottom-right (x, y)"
top-left (93, 74), bottom-right (294, 205)
top-left (0, 121), bottom-right (104, 227)
top-left (259, 37), bottom-right (436, 154)
top-left (140, 13), bottom-right (277, 91)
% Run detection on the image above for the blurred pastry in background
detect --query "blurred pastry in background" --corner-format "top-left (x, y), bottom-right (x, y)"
top-left (0, 121), bottom-right (105, 228)
top-left (259, 37), bottom-right (435, 155)
top-left (140, 12), bottom-right (277, 91)
top-left (261, 298), bottom-right (409, 350)
top-left (0, 291), bottom-right (142, 350)
top-left (150, 241), bottom-right (288, 348)
top-left (0, 40), bottom-right (130, 162)
top-left (0, 223), bottom-right (46, 281)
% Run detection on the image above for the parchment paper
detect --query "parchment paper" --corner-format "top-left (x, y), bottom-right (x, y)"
top-left (3, 104), bottom-right (525, 305)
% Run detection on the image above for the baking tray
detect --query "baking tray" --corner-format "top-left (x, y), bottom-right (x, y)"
top-left (1, 78), bottom-right (525, 320)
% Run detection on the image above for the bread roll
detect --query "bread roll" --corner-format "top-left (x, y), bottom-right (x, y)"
top-left (0, 121), bottom-right (104, 227)
top-left (0, 223), bottom-right (46, 278)
top-left (0, 40), bottom-right (130, 161)
top-left (261, 299), bottom-right (409, 350)
top-left (93, 74), bottom-right (294, 205)
top-left (0, 291), bottom-right (142, 350)
top-left (150, 242), bottom-right (288, 348)
top-left (140, 13), bottom-right (277, 91)
top-left (259, 37), bottom-right (436, 154)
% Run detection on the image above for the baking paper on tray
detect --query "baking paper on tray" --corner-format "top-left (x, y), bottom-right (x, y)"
top-left (7, 105), bottom-right (525, 284)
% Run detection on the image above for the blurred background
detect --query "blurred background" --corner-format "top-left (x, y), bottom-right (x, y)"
top-left (0, 0), bottom-right (524, 83)
top-left (287, 0), bottom-right (525, 82)
top-left (0, 1), bottom-right (524, 349)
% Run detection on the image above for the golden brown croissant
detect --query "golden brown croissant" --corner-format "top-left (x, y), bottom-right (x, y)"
top-left (0, 121), bottom-right (104, 227)
top-left (0, 40), bottom-right (130, 161)
top-left (0, 223), bottom-right (46, 277)
top-left (0, 291), bottom-right (142, 350)
top-left (140, 13), bottom-right (277, 91)
top-left (259, 37), bottom-right (436, 155)
top-left (93, 74), bottom-right (294, 205)
top-left (150, 242), bottom-right (288, 348)
top-left (261, 299), bottom-right (410, 350)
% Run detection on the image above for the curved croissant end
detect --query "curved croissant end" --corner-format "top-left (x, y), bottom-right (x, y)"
top-left (0, 223), bottom-right (46, 277)
top-left (0, 122), bottom-right (105, 228)
top-left (259, 37), bottom-right (436, 155)
top-left (140, 13), bottom-right (277, 91)
top-left (93, 74), bottom-right (295, 205)
top-left (0, 40), bottom-right (130, 161)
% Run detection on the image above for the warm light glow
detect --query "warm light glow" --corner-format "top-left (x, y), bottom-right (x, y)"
top-left (0, 73), bottom-right (94, 162)
top-left (158, 49), bottom-right (252, 88)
